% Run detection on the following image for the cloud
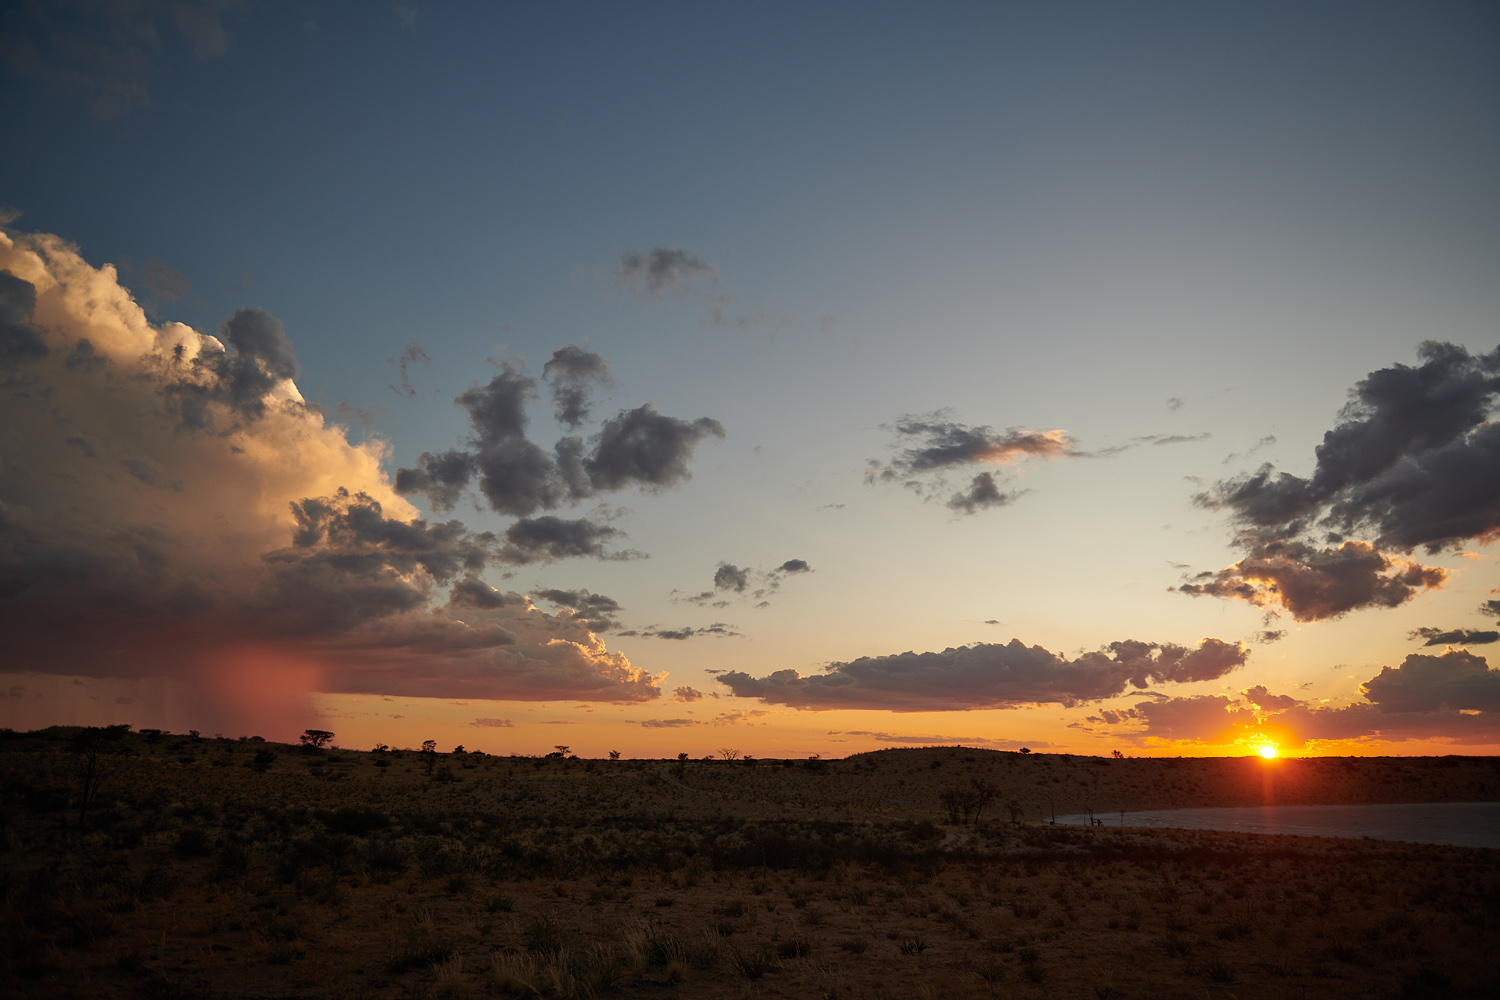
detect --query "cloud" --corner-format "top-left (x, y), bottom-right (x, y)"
top-left (542, 345), bottom-right (612, 428)
top-left (776, 559), bottom-right (811, 575)
top-left (1, 0), bottom-right (240, 119)
top-left (717, 637), bottom-right (1248, 712)
top-left (1409, 627), bottom-right (1500, 647)
top-left (714, 563), bottom-right (749, 593)
top-left (499, 516), bottom-right (637, 565)
top-left (0, 269), bottom-right (49, 368)
top-left (867, 412), bottom-right (1074, 514)
top-left (0, 226), bottom-right (663, 737)
top-left (946, 472), bottom-right (1018, 514)
top-left (615, 247), bottom-right (717, 297)
top-left (640, 717), bottom-right (700, 728)
top-left (394, 371), bottom-right (723, 520)
top-left (533, 587), bottom-right (623, 631)
top-left (585, 404), bottom-right (726, 491)
top-left (141, 258), bottom-right (191, 303)
top-left (1175, 539), bottom-right (1446, 622)
top-left (829, 730), bottom-right (1049, 750)
top-left (673, 686), bottom-right (703, 702)
top-left (1254, 629), bottom-right (1286, 643)
top-left (621, 623), bottom-right (741, 641)
top-left (1361, 649), bottom-right (1500, 713)
top-left (388, 341), bottom-right (430, 397)
top-left (1186, 342), bottom-right (1500, 620)
top-left (471, 718), bottom-right (514, 728)
top-left (713, 709), bottom-right (770, 725)
top-left (1097, 649), bottom-right (1500, 746)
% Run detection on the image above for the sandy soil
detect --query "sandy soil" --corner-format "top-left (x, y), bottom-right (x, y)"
top-left (2, 731), bottom-right (1497, 998)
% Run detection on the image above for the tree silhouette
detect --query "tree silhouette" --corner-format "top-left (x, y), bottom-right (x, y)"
top-left (420, 739), bottom-right (438, 776)
top-left (300, 729), bottom-right (334, 749)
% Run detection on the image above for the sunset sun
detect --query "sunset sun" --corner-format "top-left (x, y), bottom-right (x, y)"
top-left (1260, 746), bottom-right (1278, 759)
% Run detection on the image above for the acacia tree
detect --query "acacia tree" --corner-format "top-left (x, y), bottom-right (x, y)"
top-left (608, 750), bottom-right (621, 760)
top-left (719, 748), bottom-right (741, 761)
top-left (969, 778), bottom-right (998, 825)
top-left (420, 739), bottom-right (438, 776)
top-left (300, 729), bottom-right (335, 749)
top-left (71, 724), bottom-right (128, 826)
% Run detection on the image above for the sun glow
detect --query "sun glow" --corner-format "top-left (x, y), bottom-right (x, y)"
top-left (1259, 745), bottom-right (1278, 759)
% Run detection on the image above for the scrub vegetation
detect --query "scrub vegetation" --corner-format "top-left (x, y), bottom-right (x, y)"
top-left (2, 728), bottom-right (1497, 998)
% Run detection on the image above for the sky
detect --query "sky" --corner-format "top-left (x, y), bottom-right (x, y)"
top-left (2, 0), bottom-right (1498, 758)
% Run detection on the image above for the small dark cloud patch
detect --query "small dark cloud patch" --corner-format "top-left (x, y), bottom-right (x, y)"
top-left (714, 563), bottom-right (749, 593)
top-left (542, 345), bottom-right (612, 428)
top-left (394, 357), bottom-right (722, 525)
top-left (947, 472), bottom-right (1017, 514)
top-left (142, 258), bottom-right (191, 303)
top-left (718, 637), bottom-right (1248, 712)
top-left (500, 516), bottom-right (635, 565)
top-left (867, 412), bottom-right (1073, 515)
top-left (388, 341), bottom-right (431, 397)
top-left (615, 247), bottom-right (717, 297)
top-left (0, 271), bottom-right (48, 369)
top-left (1409, 627), bottom-right (1500, 647)
top-left (471, 718), bottom-right (514, 728)
top-left (776, 559), bottom-right (811, 575)
top-left (673, 686), bottom-right (703, 702)
top-left (1184, 343), bottom-right (1500, 620)
top-left (1255, 629), bottom-right (1287, 644)
top-left (1243, 684), bottom-right (1300, 710)
top-left (533, 587), bottom-right (623, 631)
top-left (640, 718), bottom-right (700, 728)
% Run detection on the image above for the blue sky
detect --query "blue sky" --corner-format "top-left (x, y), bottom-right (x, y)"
top-left (2, 1), bottom-right (1499, 755)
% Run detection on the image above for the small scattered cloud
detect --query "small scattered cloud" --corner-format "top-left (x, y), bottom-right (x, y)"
top-left (673, 686), bottom-right (703, 702)
top-left (388, 341), bottom-right (430, 397)
top-left (471, 718), bottom-right (514, 728)
top-left (614, 247), bottom-right (717, 298)
top-left (1408, 627), bottom-right (1500, 647)
top-left (640, 718), bottom-right (700, 728)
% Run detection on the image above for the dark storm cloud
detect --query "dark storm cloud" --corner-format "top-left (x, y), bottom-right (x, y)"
top-left (1185, 342), bottom-right (1500, 620)
top-left (499, 516), bottom-right (634, 565)
top-left (542, 345), bottom-right (612, 428)
top-left (714, 563), bottom-right (749, 593)
top-left (1361, 649), bottom-right (1500, 713)
top-left (1174, 539), bottom-right (1446, 623)
top-left (0, 226), bottom-right (666, 719)
top-left (946, 472), bottom-right (1018, 514)
top-left (165, 307), bottom-right (303, 428)
top-left (388, 341), bottom-right (430, 397)
top-left (1242, 685), bottom-right (1299, 710)
top-left (585, 404), bottom-right (725, 491)
top-left (1409, 627), bottom-right (1500, 647)
top-left (614, 247), bottom-right (717, 297)
top-left (717, 637), bottom-right (1248, 712)
top-left (533, 587), bottom-right (623, 631)
top-left (393, 449), bottom-right (476, 514)
top-left (1, 0), bottom-right (240, 119)
top-left (395, 363), bottom-right (723, 523)
top-left (0, 271), bottom-right (47, 368)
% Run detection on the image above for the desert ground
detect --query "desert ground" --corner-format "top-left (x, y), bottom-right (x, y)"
top-left (2, 728), bottom-right (1498, 999)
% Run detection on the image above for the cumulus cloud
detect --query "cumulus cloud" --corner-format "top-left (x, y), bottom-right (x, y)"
top-left (714, 563), bottom-right (749, 593)
top-left (614, 247), bottom-right (717, 297)
top-left (1408, 626), bottom-right (1500, 647)
top-left (673, 686), bottom-right (703, 702)
top-left (1183, 342), bottom-right (1500, 620)
top-left (499, 516), bottom-right (637, 565)
top-left (867, 412), bottom-right (1073, 514)
top-left (0, 227), bottom-right (664, 737)
top-left (533, 587), bottom-right (623, 631)
top-left (542, 345), bottom-right (612, 428)
top-left (717, 637), bottom-right (1248, 712)
top-left (776, 559), bottom-right (811, 575)
top-left (1096, 649), bottom-right (1500, 746)
top-left (394, 370), bottom-right (723, 521)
